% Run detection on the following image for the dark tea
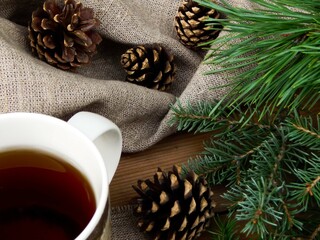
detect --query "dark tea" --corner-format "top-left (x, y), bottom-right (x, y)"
top-left (0, 149), bottom-right (96, 240)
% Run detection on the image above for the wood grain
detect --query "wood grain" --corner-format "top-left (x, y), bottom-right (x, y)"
top-left (110, 104), bottom-right (320, 206)
top-left (109, 104), bottom-right (319, 239)
top-left (109, 131), bottom-right (230, 240)
top-left (110, 131), bottom-right (213, 207)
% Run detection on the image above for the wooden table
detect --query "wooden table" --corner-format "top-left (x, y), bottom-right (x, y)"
top-left (110, 131), bottom-right (228, 239)
top-left (110, 131), bottom-right (213, 207)
top-left (110, 104), bottom-right (319, 240)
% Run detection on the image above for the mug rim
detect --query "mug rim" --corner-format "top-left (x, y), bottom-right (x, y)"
top-left (0, 112), bottom-right (109, 240)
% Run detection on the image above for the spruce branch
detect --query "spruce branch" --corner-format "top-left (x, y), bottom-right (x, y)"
top-left (289, 154), bottom-right (320, 211)
top-left (185, 116), bottom-right (275, 185)
top-left (286, 113), bottom-right (320, 150)
top-left (170, 0), bottom-right (319, 237)
top-left (306, 176), bottom-right (320, 197)
top-left (170, 99), bottom-right (272, 135)
top-left (195, 0), bottom-right (320, 120)
top-left (234, 178), bottom-right (285, 236)
top-left (169, 100), bottom-right (224, 133)
top-left (171, 99), bottom-right (319, 237)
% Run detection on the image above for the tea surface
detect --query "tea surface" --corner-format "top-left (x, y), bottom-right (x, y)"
top-left (0, 149), bottom-right (96, 240)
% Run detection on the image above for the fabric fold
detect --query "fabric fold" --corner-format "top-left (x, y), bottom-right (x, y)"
top-left (0, 0), bottom-right (250, 152)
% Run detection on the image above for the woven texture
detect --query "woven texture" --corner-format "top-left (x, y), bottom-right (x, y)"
top-left (0, 0), bottom-right (254, 153)
top-left (111, 205), bottom-right (146, 240)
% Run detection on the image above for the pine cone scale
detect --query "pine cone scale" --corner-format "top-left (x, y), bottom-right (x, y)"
top-left (153, 50), bottom-right (160, 62)
top-left (36, 44), bottom-right (44, 57)
top-left (72, 30), bottom-right (92, 46)
top-left (62, 46), bottom-right (75, 62)
top-left (120, 45), bottom-right (175, 91)
top-left (188, 197), bottom-right (196, 214)
top-left (76, 51), bottom-right (89, 63)
top-left (43, 0), bottom-right (60, 18)
top-left (28, 0), bottom-right (101, 69)
top-left (141, 58), bottom-right (149, 70)
top-left (175, 0), bottom-right (223, 49)
top-left (43, 35), bottom-right (55, 49)
top-left (41, 17), bottom-right (56, 30)
top-left (54, 52), bottom-right (67, 63)
top-left (63, 33), bottom-right (74, 47)
top-left (132, 165), bottom-right (215, 240)
top-left (44, 52), bottom-right (57, 64)
top-left (164, 75), bottom-right (174, 85)
top-left (79, 19), bottom-right (98, 32)
top-left (170, 200), bottom-right (181, 217)
top-left (31, 17), bottom-right (42, 32)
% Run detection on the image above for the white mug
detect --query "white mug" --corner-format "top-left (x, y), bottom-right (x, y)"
top-left (0, 111), bottom-right (122, 240)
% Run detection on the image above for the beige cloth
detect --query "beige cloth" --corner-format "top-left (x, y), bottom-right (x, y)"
top-left (0, 0), bottom-right (257, 239)
top-left (0, 0), bottom-right (254, 153)
top-left (111, 205), bottom-right (147, 240)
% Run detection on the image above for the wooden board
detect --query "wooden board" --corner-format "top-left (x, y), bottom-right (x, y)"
top-left (110, 131), bottom-right (229, 240)
top-left (110, 131), bottom-right (213, 207)
top-left (110, 104), bottom-right (320, 206)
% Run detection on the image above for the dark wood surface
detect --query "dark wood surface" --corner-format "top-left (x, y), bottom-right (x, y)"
top-left (110, 131), bottom-right (228, 240)
top-left (110, 132), bottom-right (213, 207)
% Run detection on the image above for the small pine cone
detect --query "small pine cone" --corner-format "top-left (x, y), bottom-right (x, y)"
top-left (132, 165), bottom-right (216, 240)
top-left (28, 0), bottom-right (102, 70)
top-left (120, 45), bottom-right (175, 91)
top-left (174, 0), bottom-right (223, 49)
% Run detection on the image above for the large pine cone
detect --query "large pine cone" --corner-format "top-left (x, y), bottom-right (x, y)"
top-left (174, 0), bottom-right (223, 49)
top-left (132, 165), bottom-right (216, 240)
top-left (28, 0), bottom-right (102, 70)
top-left (120, 45), bottom-right (175, 91)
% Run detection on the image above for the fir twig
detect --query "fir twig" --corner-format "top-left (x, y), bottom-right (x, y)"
top-left (170, 100), bottom-right (271, 135)
top-left (171, 99), bottom-right (319, 237)
top-left (170, 0), bottom-right (320, 238)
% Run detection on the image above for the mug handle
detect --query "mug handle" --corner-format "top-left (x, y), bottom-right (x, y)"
top-left (67, 111), bottom-right (122, 182)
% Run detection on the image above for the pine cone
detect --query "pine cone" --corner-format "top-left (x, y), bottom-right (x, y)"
top-left (28, 0), bottom-right (102, 70)
top-left (132, 165), bottom-right (216, 240)
top-left (120, 45), bottom-right (175, 91)
top-left (174, 0), bottom-right (223, 49)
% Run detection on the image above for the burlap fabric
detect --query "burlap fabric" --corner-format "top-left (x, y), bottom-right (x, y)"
top-left (0, 0), bottom-right (254, 153)
top-left (111, 206), bottom-right (146, 239)
top-left (0, 0), bottom-right (257, 239)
